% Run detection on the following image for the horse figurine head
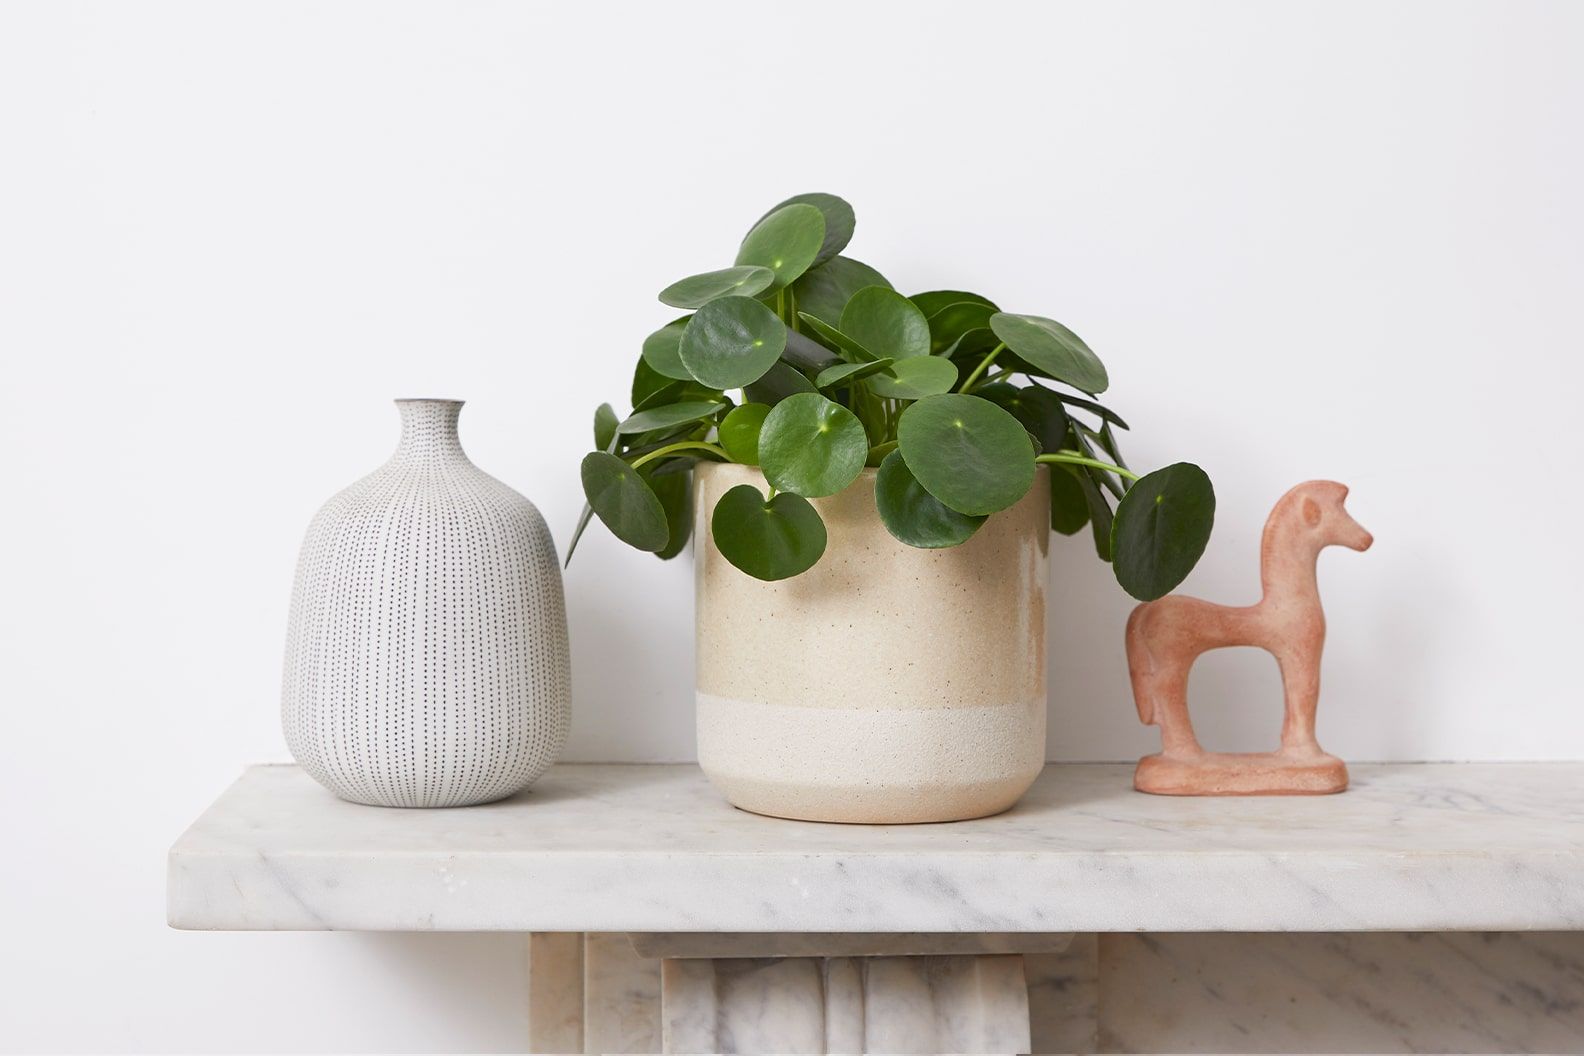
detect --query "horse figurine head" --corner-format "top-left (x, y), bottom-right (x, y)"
top-left (1290, 481), bottom-right (1374, 554)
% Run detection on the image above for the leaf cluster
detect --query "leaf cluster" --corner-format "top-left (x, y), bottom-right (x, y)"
top-left (572, 194), bottom-right (1215, 600)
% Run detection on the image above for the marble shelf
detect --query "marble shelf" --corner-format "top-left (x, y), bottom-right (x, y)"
top-left (167, 762), bottom-right (1584, 934)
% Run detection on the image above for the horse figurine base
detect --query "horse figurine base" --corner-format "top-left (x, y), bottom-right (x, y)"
top-left (1135, 749), bottom-right (1348, 796)
top-left (1126, 481), bottom-right (1371, 797)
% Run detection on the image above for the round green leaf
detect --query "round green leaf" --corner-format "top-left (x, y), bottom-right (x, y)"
top-left (796, 312), bottom-right (877, 363)
top-left (941, 326), bottom-right (1001, 361)
top-left (679, 296), bottom-right (787, 389)
top-left (925, 300), bottom-right (997, 355)
top-left (866, 356), bottom-right (959, 400)
top-left (641, 317), bottom-right (694, 381)
top-left (1075, 466), bottom-right (1115, 561)
top-left (647, 465), bottom-right (693, 560)
top-left (758, 392), bottom-right (868, 498)
top-left (875, 450), bottom-right (985, 549)
top-left (1048, 389), bottom-right (1131, 430)
top-left (979, 384), bottom-right (1070, 453)
top-left (792, 256), bottom-right (891, 326)
top-left (909, 290), bottom-right (999, 318)
top-left (1049, 465), bottom-right (1091, 536)
top-left (719, 403), bottom-right (771, 465)
top-left (989, 313), bottom-right (1110, 394)
top-left (630, 378), bottom-right (684, 412)
top-left (840, 287), bottom-right (931, 361)
top-left (1091, 420), bottom-right (1130, 474)
top-left (1110, 463), bottom-right (1215, 601)
top-left (711, 484), bottom-right (827, 581)
top-left (815, 357), bottom-right (894, 390)
top-left (735, 203), bottom-right (825, 289)
top-left (744, 360), bottom-right (817, 406)
top-left (897, 394), bottom-right (1036, 515)
top-left (866, 439), bottom-right (898, 466)
top-left (616, 399), bottom-right (725, 436)
top-left (756, 193), bottom-right (854, 267)
top-left (565, 502), bottom-right (595, 566)
top-left (593, 403), bottom-right (618, 451)
top-left (580, 451), bottom-right (668, 552)
top-left (659, 265), bottom-right (775, 309)
top-left (632, 355), bottom-right (671, 408)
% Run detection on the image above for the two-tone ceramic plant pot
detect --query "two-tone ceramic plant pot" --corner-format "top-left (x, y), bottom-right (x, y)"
top-left (693, 461), bottom-right (1049, 823)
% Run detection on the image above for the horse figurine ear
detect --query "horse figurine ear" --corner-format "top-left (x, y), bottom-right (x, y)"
top-left (1125, 481), bottom-right (1371, 795)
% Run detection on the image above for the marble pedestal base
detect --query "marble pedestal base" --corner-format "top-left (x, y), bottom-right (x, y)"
top-left (662, 954), bottom-right (1030, 1054)
top-left (528, 932), bottom-right (1584, 1054)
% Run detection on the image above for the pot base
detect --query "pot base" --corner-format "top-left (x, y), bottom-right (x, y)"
top-left (697, 694), bottom-right (1044, 824)
top-left (707, 771), bottom-right (1037, 824)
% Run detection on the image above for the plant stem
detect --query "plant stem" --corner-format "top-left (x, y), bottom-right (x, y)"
top-left (957, 342), bottom-right (1006, 393)
top-left (978, 367), bottom-right (1013, 387)
top-left (1035, 451), bottom-right (1140, 481)
top-left (628, 440), bottom-right (729, 470)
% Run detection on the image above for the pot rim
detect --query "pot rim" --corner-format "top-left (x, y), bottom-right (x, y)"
top-left (693, 461), bottom-right (1049, 480)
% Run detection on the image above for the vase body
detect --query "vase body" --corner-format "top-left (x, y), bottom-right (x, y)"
top-left (282, 399), bottom-right (570, 807)
top-left (694, 462), bottom-right (1049, 823)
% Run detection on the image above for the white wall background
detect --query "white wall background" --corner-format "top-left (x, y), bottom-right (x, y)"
top-left (3, 1), bottom-right (1581, 1050)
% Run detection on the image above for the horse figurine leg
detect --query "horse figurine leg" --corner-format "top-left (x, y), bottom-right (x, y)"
top-left (1126, 605), bottom-right (1203, 760)
top-left (1275, 647), bottom-right (1323, 755)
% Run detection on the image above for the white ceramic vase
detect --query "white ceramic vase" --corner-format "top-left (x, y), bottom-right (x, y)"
top-left (694, 462), bottom-right (1049, 823)
top-left (281, 399), bottom-right (570, 807)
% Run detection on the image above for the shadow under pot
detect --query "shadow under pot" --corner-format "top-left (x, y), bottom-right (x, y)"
top-left (693, 461), bottom-right (1049, 824)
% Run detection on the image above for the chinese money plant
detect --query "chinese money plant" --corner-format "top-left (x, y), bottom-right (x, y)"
top-left (571, 193), bottom-right (1215, 601)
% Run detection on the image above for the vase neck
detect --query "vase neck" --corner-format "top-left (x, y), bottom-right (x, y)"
top-left (394, 399), bottom-right (467, 465)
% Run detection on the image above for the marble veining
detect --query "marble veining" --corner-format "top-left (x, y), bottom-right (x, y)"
top-left (1026, 932), bottom-right (1099, 1055)
top-left (583, 931), bottom-right (662, 1053)
top-left (167, 762), bottom-right (1584, 932)
top-left (1098, 932), bottom-right (1584, 1053)
top-left (661, 953), bottom-right (1030, 1054)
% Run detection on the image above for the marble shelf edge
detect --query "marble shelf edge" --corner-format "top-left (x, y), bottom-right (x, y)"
top-left (166, 762), bottom-right (1584, 934)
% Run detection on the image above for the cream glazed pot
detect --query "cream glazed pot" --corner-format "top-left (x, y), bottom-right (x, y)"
top-left (694, 462), bottom-right (1050, 823)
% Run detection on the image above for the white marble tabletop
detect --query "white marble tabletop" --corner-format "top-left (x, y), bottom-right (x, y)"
top-left (167, 762), bottom-right (1584, 933)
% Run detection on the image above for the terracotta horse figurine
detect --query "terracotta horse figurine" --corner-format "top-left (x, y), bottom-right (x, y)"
top-left (1125, 481), bottom-right (1372, 795)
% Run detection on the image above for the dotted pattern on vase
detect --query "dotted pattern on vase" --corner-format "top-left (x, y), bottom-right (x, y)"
top-left (282, 400), bottom-right (571, 807)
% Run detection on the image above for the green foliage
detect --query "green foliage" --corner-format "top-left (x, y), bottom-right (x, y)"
top-left (840, 287), bottom-right (931, 361)
top-left (759, 393), bottom-right (868, 498)
top-left (580, 452), bottom-right (669, 552)
top-left (659, 266), bottom-right (775, 309)
top-left (896, 393), bottom-right (1035, 516)
top-left (792, 256), bottom-right (890, 326)
top-left (573, 193), bottom-right (1216, 600)
top-left (718, 403), bottom-right (771, 465)
top-left (736, 203), bottom-right (826, 289)
top-left (1110, 463), bottom-right (1216, 600)
top-left (866, 356), bottom-right (958, 400)
top-left (679, 296), bottom-right (785, 389)
top-left (711, 484), bottom-right (827, 581)
top-left (874, 450), bottom-right (985, 548)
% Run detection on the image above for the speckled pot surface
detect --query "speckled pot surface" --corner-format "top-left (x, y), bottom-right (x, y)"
top-left (694, 462), bottom-right (1049, 823)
